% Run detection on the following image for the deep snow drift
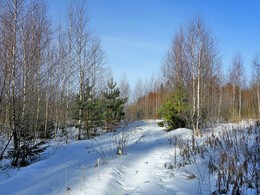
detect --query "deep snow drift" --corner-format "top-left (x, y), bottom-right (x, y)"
top-left (0, 120), bottom-right (258, 195)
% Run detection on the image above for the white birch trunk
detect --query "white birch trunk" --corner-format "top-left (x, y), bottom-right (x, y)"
top-left (44, 80), bottom-right (49, 138)
top-left (218, 87), bottom-right (222, 122)
top-left (35, 55), bottom-right (41, 137)
top-left (78, 56), bottom-right (83, 140)
top-left (196, 61), bottom-right (200, 136)
top-left (11, 0), bottom-right (19, 151)
top-left (238, 88), bottom-right (241, 119)
top-left (257, 82), bottom-right (260, 117)
top-left (232, 84), bottom-right (236, 117)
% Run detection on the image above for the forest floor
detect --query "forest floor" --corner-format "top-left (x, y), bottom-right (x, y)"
top-left (0, 120), bottom-right (259, 195)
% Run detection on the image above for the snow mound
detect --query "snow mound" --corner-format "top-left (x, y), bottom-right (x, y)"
top-left (167, 128), bottom-right (192, 140)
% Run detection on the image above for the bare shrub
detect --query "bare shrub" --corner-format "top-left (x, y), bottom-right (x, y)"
top-left (111, 122), bottom-right (144, 156)
top-left (87, 121), bottom-right (144, 166)
top-left (167, 123), bottom-right (260, 194)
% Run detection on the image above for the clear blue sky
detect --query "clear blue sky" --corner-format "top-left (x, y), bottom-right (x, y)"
top-left (46, 0), bottom-right (260, 89)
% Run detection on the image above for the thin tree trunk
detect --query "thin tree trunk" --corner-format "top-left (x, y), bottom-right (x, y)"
top-left (65, 16), bottom-right (72, 143)
top-left (191, 55), bottom-right (196, 133)
top-left (191, 50), bottom-right (196, 149)
top-left (21, 29), bottom-right (28, 137)
top-left (155, 89), bottom-right (158, 118)
top-left (54, 83), bottom-right (59, 141)
top-left (21, 67), bottom-right (27, 134)
top-left (35, 49), bottom-right (41, 138)
top-left (238, 88), bottom-right (241, 119)
top-left (232, 84), bottom-right (236, 118)
top-left (44, 85), bottom-right (49, 139)
top-left (218, 87), bottom-right (222, 122)
top-left (257, 82), bottom-right (260, 117)
top-left (5, 86), bottom-right (11, 137)
top-left (78, 60), bottom-right (83, 140)
top-left (64, 72), bottom-right (70, 142)
top-left (196, 57), bottom-right (201, 136)
top-left (11, 0), bottom-right (19, 152)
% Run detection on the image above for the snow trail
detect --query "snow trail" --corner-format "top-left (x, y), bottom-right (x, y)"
top-left (1, 120), bottom-right (257, 194)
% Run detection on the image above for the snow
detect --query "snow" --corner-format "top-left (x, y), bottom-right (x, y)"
top-left (0, 120), bottom-right (258, 195)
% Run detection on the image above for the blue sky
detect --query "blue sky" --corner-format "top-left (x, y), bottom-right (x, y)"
top-left (46, 0), bottom-right (260, 89)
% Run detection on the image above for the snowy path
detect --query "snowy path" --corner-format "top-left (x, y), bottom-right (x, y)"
top-left (0, 121), bottom-right (211, 195)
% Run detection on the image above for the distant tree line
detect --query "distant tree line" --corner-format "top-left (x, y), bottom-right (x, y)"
top-left (129, 16), bottom-right (260, 135)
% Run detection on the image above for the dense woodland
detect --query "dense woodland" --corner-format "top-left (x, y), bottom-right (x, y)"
top-left (0, 0), bottom-right (259, 167)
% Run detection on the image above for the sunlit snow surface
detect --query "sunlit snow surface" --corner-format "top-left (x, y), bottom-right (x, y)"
top-left (0, 120), bottom-right (257, 195)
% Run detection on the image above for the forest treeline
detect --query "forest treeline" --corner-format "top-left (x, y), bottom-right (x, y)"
top-left (129, 17), bottom-right (260, 134)
top-left (0, 0), bottom-right (259, 167)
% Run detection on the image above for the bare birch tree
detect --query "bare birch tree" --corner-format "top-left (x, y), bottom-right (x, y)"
top-left (252, 52), bottom-right (260, 118)
top-left (161, 16), bottom-right (220, 140)
top-left (73, 1), bottom-right (90, 140)
top-left (0, 0), bottom-right (25, 155)
top-left (230, 53), bottom-right (244, 119)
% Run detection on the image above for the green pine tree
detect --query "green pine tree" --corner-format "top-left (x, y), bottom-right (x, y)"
top-left (159, 82), bottom-right (187, 131)
top-left (102, 78), bottom-right (128, 132)
top-left (75, 81), bottom-right (105, 138)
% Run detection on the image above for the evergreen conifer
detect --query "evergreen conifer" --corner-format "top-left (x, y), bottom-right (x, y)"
top-left (102, 79), bottom-right (128, 131)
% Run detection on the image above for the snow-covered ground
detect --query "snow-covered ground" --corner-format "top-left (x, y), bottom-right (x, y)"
top-left (0, 120), bottom-right (258, 195)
